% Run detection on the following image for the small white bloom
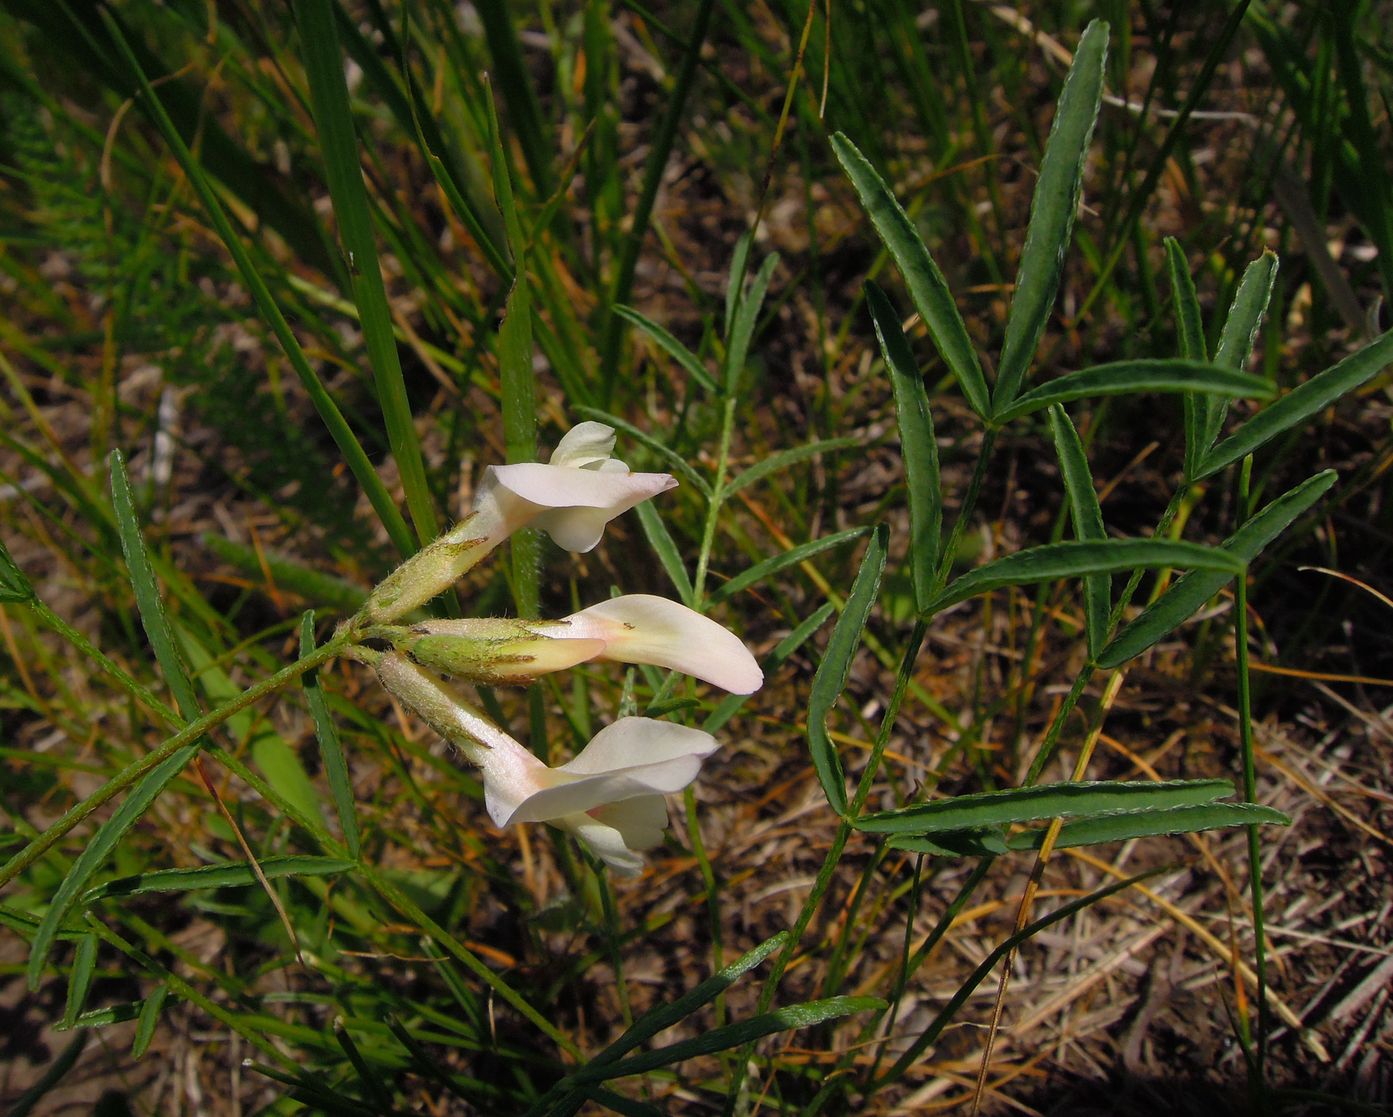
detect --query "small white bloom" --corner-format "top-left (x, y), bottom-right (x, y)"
top-left (475, 421), bottom-right (677, 553)
top-left (375, 654), bottom-right (718, 875)
top-left (357, 422), bottom-right (675, 624)
top-left (481, 716), bottom-right (719, 876)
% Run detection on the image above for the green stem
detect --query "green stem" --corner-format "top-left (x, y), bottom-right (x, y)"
top-left (1235, 455), bottom-right (1268, 1104)
top-left (0, 637), bottom-right (349, 892)
top-left (692, 396), bottom-right (739, 606)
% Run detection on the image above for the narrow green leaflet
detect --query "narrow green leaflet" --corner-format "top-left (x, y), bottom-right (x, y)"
top-left (855, 778), bottom-right (1231, 835)
top-left (830, 132), bottom-right (990, 418)
top-left (724, 252), bottom-right (779, 394)
top-left (809, 527), bottom-right (887, 815)
top-left (1098, 469), bottom-right (1338, 667)
top-left (572, 996), bottom-right (883, 1083)
top-left (582, 932), bottom-right (788, 1075)
top-left (0, 537), bottom-right (33, 602)
top-left (635, 500), bottom-right (694, 605)
top-left (704, 604), bottom-right (833, 734)
top-left (1195, 329), bottom-right (1393, 480)
top-left (991, 359), bottom-right (1272, 424)
top-left (63, 932), bottom-right (98, 1028)
top-left (708, 527), bottom-right (869, 606)
top-left (923, 539), bottom-right (1242, 616)
top-left (1202, 251), bottom-right (1279, 452)
top-left (613, 305), bottom-right (719, 395)
top-left (1166, 237), bottom-right (1210, 478)
top-left (1047, 406), bottom-right (1109, 656)
top-left (867, 282), bottom-right (942, 607)
top-left (992, 19), bottom-right (1108, 409)
top-left (1007, 801), bottom-right (1290, 851)
top-left (301, 613), bottom-right (360, 859)
top-left (132, 984), bottom-right (169, 1058)
top-left (724, 436), bottom-right (862, 498)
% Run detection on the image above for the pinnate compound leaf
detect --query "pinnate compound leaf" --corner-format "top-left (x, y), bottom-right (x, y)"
top-left (830, 133), bottom-right (990, 418)
top-left (1195, 329), bottom-right (1393, 480)
top-left (1098, 470), bottom-right (1338, 667)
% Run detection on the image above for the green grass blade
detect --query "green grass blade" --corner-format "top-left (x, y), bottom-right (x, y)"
top-left (708, 527), bottom-right (869, 607)
top-left (1166, 237), bottom-right (1209, 478)
top-left (635, 500), bottom-right (695, 605)
top-left (1008, 801), bottom-right (1291, 851)
top-left (992, 19), bottom-right (1108, 410)
top-left (475, 0), bottom-right (554, 198)
top-left (723, 436), bottom-right (861, 498)
top-left (0, 536), bottom-right (34, 602)
top-left (82, 856), bottom-right (357, 901)
top-left (830, 132), bottom-right (990, 419)
top-left (991, 359), bottom-right (1273, 424)
top-left (300, 612), bottom-right (360, 859)
top-left (809, 526), bottom-right (887, 816)
top-left (855, 778), bottom-right (1232, 835)
top-left (1098, 469), bottom-right (1338, 667)
top-left (726, 231), bottom-right (753, 340)
top-left (99, 11), bottom-right (414, 558)
top-left (924, 539), bottom-right (1242, 615)
top-left (867, 282), bottom-right (942, 606)
top-left (131, 984), bottom-right (169, 1058)
top-left (613, 304), bottom-right (719, 394)
top-left (295, 0), bottom-right (437, 546)
top-left (600, 0), bottom-right (717, 401)
top-left (1195, 329), bottom-right (1393, 480)
top-left (1047, 405), bottom-right (1109, 657)
top-left (573, 996), bottom-right (883, 1082)
top-left (62, 932), bottom-right (98, 1028)
top-left (1201, 251), bottom-right (1279, 451)
top-left (724, 252), bottom-right (779, 395)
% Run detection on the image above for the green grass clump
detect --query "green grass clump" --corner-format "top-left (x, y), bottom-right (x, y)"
top-left (2, 3), bottom-right (1390, 1114)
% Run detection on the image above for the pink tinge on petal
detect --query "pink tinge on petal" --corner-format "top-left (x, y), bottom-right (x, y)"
top-left (565, 596), bottom-right (764, 694)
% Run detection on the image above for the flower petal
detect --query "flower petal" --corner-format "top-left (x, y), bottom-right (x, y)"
top-left (561, 813), bottom-right (648, 875)
top-left (592, 795), bottom-right (669, 851)
top-left (548, 420), bottom-right (617, 468)
top-left (558, 717), bottom-right (719, 775)
top-left (564, 595), bottom-right (763, 693)
top-left (501, 752), bottom-right (706, 825)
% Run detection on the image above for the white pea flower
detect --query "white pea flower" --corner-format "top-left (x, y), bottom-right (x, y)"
top-left (376, 655), bottom-right (719, 875)
top-left (474, 421), bottom-right (677, 554)
top-left (358, 422), bottom-right (675, 624)
top-left (400, 594), bottom-right (763, 693)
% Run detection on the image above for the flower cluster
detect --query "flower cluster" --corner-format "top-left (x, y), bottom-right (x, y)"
top-left (348, 422), bottom-right (761, 874)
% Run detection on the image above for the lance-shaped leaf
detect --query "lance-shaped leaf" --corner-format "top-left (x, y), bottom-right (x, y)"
top-left (1048, 406), bottom-right (1109, 656)
top-left (81, 856), bottom-right (356, 903)
top-left (1165, 238), bottom-right (1209, 478)
top-left (992, 19), bottom-right (1109, 409)
top-left (1008, 801), bottom-right (1290, 850)
top-left (0, 537), bottom-right (33, 602)
top-left (809, 527), bottom-right (887, 815)
top-left (867, 282), bottom-right (942, 605)
top-left (1201, 251), bottom-right (1279, 453)
top-left (992, 359), bottom-right (1272, 424)
top-left (1098, 469), bottom-right (1337, 667)
top-left (830, 133), bottom-right (990, 419)
top-left (1195, 329), bottom-right (1393, 480)
top-left (856, 778), bottom-right (1232, 835)
top-left (922, 539), bottom-right (1242, 616)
